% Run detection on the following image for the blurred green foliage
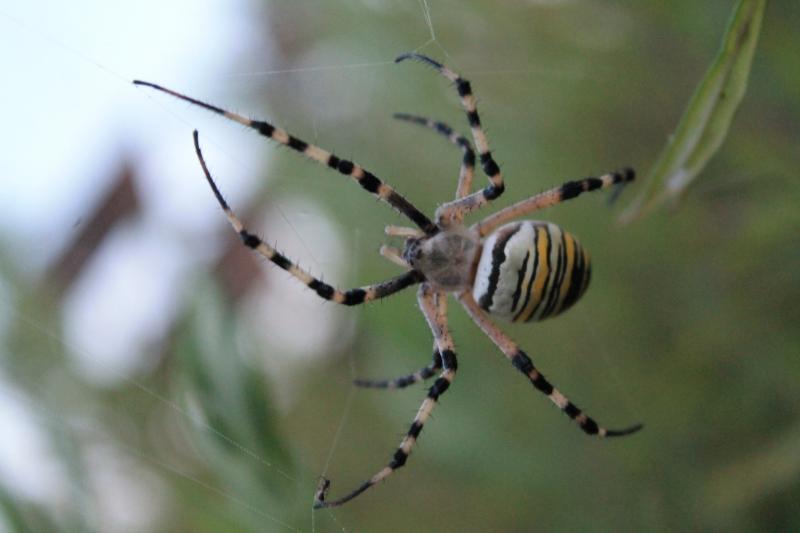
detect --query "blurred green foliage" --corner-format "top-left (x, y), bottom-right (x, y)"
top-left (2, 1), bottom-right (799, 532)
top-left (620, 0), bottom-right (766, 222)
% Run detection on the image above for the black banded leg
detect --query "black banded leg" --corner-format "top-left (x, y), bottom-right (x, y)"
top-left (354, 349), bottom-right (442, 389)
top-left (396, 53), bottom-right (504, 220)
top-left (193, 131), bottom-right (423, 305)
top-left (457, 292), bottom-right (642, 438)
top-left (134, 80), bottom-right (436, 234)
top-left (315, 285), bottom-right (457, 508)
top-left (476, 169), bottom-right (636, 237)
top-left (393, 113), bottom-right (476, 208)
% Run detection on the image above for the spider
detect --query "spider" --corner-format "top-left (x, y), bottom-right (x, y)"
top-left (134, 52), bottom-right (642, 508)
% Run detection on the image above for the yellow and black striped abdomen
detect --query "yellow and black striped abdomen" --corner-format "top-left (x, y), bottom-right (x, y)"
top-left (472, 221), bottom-right (591, 322)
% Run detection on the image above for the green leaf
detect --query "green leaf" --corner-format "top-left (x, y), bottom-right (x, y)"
top-left (619, 0), bottom-right (766, 223)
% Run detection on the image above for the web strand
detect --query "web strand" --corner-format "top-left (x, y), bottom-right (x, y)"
top-left (578, 309), bottom-right (642, 419)
top-left (226, 61), bottom-right (394, 79)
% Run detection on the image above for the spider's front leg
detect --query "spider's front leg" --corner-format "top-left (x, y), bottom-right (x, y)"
top-left (458, 292), bottom-right (642, 437)
top-left (315, 284), bottom-right (457, 508)
top-left (134, 79), bottom-right (436, 234)
top-left (193, 131), bottom-right (423, 305)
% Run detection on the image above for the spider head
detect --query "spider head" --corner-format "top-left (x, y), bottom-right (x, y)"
top-left (402, 226), bottom-right (480, 292)
top-left (401, 237), bottom-right (423, 266)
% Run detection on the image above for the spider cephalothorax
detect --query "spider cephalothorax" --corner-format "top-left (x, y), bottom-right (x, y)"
top-left (134, 52), bottom-right (641, 509)
top-left (402, 225), bottom-right (481, 292)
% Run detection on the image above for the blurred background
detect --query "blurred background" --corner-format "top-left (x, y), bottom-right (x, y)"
top-left (0, 1), bottom-right (798, 531)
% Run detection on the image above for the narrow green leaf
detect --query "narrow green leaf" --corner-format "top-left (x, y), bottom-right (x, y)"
top-left (174, 280), bottom-right (293, 499)
top-left (619, 0), bottom-right (766, 223)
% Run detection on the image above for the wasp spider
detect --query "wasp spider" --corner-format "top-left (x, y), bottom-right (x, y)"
top-left (134, 52), bottom-right (642, 508)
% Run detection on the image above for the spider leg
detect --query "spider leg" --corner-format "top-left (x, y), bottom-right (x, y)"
top-left (315, 284), bottom-right (457, 508)
top-left (458, 292), bottom-right (642, 438)
top-left (354, 348), bottom-right (442, 389)
top-left (133, 80), bottom-right (436, 234)
top-left (392, 113), bottom-right (476, 205)
top-left (475, 169), bottom-right (635, 237)
top-left (356, 291), bottom-right (444, 388)
top-left (193, 131), bottom-right (422, 305)
top-left (396, 53), bottom-right (504, 221)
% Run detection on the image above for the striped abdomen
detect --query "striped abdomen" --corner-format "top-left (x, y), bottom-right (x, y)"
top-left (472, 221), bottom-right (591, 322)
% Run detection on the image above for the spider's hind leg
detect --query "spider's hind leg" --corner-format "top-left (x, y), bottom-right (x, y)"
top-left (354, 349), bottom-right (442, 390)
top-left (458, 291), bottom-right (642, 438)
top-left (316, 285), bottom-right (457, 508)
